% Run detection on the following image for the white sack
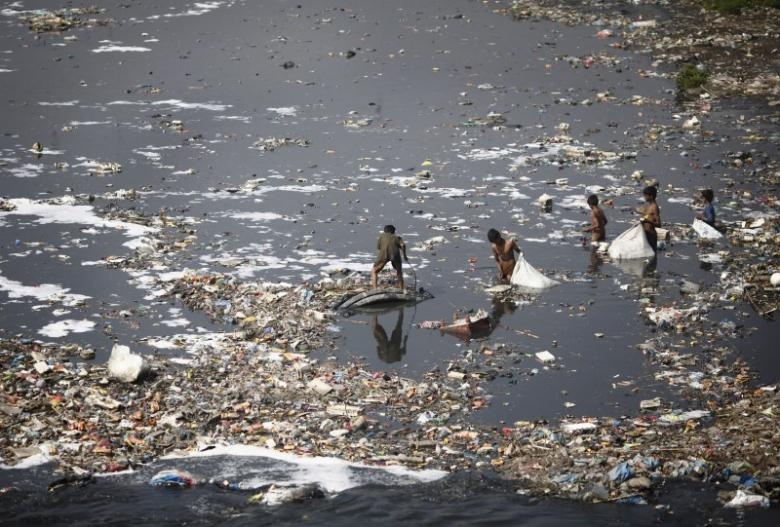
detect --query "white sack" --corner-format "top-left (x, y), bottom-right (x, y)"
top-left (510, 253), bottom-right (560, 290)
top-left (607, 223), bottom-right (655, 260)
top-left (692, 218), bottom-right (722, 240)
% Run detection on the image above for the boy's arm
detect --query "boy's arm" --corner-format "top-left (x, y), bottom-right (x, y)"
top-left (511, 240), bottom-right (521, 254)
top-left (583, 210), bottom-right (596, 232)
top-left (400, 239), bottom-right (408, 262)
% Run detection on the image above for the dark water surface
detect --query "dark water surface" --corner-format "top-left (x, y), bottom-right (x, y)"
top-left (1, 0), bottom-right (778, 523)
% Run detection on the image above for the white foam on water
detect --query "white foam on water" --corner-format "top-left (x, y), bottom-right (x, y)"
top-left (0, 452), bottom-right (53, 470)
top-left (459, 146), bottom-right (520, 161)
top-left (154, 99), bottom-right (230, 111)
top-left (106, 99), bottom-right (231, 111)
top-left (230, 212), bottom-right (288, 222)
top-left (5, 163), bottom-right (43, 178)
top-left (267, 106), bottom-right (298, 117)
top-left (163, 443), bottom-right (447, 493)
top-left (38, 319), bottom-right (95, 338)
top-left (0, 273), bottom-right (90, 304)
top-left (92, 45), bottom-right (151, 53)
top-left (0, 68), bottom-right (14, 72)
top-left (1, 198), bottom-right (158, 240)
top-left (38, 100), bottom-right (79, 106)
top-left (148, 1), bottom-right (229, 18)
top-left (161, 318), bottom-right (190, 328)
top-left (69, 120), bottom-right (113, 126)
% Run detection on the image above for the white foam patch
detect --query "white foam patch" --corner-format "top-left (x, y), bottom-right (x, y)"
top-left (230, 212), bottom-right (288, 222)
top-left (161, 317), bottom-right (190, 328)
top-left (69, 120), bottom-right (113, 126)
top-left (92, 45), bottom-right (151, 53)
top-left (1, 198), bottom-right (158, 239)
top-left (0, 451), bottom-right (53, 470)
top-left (267, 106), bottom-right (298, 117)
top-left (5, 163), bottom-right (43, 178)
top-left (163, 443), bottom-right (447, 492)
top-left (106, 99), bottom-right (230, 111)
top-left (38, 100), bottom-right (79, 106)
top-left (0, 273), bottom-right (90, 304)
top-left (148, 1), bottom-right (229, 18)
top-left (0, 68), bottom-right (14, 73)
top-left (38, 319), bottom-right (96, 338)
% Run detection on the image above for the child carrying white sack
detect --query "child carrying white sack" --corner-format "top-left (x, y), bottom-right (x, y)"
top-left (607, 223), bottom-right (655, 260)
top-left (510, 253), bottom-right (560, 290)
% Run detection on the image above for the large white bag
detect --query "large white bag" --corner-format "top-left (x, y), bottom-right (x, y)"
top-left (692, 218), bottom-right (722, 240)
top-left (510, 253), bottom-right (560, 290)
top-left (607, 223), bottom-right (655, 260)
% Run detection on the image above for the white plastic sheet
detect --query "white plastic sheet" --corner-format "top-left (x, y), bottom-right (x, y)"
top-left (692, 218), bottom-right (722, 240)
top-left (607, 223), bottom-right (655, 260)
top-left (510, 253), bottom-right (560, 290)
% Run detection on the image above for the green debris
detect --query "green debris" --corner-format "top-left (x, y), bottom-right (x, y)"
top-left (676, 64), bottom-right (709, 92)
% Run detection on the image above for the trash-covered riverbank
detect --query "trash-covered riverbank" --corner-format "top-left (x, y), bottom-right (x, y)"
top-left (506, 0), bottom-right (780, 103)
top-left (2, 206), bottom-right (779, 506)
top-left (0, 0), bottom-right (778, 514)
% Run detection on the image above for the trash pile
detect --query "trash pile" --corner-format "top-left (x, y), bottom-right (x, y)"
top-left (250, 137), bottom-right (310, 152)
top-left (0, 190), bottom-right (778, 508)
top-left (18, 8), bottom-right (110, 33)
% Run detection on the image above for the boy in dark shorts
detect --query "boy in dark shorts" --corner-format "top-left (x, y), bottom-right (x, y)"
top-left (371, 225), bottom-right (408, 289)
top-left (487, 228), bottom-right (521, 282)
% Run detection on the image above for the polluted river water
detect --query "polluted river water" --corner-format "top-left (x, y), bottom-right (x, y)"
top-left (0, 0), bottom-right (778, 524)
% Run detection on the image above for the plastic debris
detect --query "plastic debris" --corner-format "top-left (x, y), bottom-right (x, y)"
top-left (724, 490), bottom-right (770, 508)
top-left (149, 469), bottom-right (196, 488)
top-left (107, 344), bottom-right (146, 383)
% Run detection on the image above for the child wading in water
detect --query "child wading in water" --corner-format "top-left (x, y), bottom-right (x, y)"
top-left (696, 188), bottom-right (716, 226)
top-left (583, 194), bottom-right (608, 242)
top-left (487, 228), bottom-right (520, 282)
top-left (638, 186), bottom-right (661, 252)
top-left (371, 225), bottom-right (408, 289)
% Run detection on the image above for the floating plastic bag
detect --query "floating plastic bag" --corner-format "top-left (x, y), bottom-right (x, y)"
top-left (607, 223), bottom-right (655, 260)
top-left (692, 218), bottom-right (722, 240)
top-left (510, 253), bottom-right (560, 290)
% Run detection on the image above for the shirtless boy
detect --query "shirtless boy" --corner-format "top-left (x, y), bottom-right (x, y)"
top-left (371, 225), bottom-right (408, 289)
top-left (638, 186), bottom-right (661, 251)
top-left (583, 194), bottom-right (608, 242)
top-left (487, 228), bottom-right (520, 281)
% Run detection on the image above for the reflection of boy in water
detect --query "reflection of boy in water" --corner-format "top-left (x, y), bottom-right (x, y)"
top-left (372, 311), bottom-right (407, 363)
top-left (487, 228), bottom-right (520, 282)
top-left (371, 225), bottom-right (408, 289)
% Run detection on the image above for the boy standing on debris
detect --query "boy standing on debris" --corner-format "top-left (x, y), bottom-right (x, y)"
top-left (583, 194), bottom-right (608, 242)
top-left (638, 186), bottom-right (661, 251)
top-left (371, 225), bottom-right (408, 289)
top-left (488, 228), bottom-right (521, 282)
top-left (696, 189), bottom-right (716, 226)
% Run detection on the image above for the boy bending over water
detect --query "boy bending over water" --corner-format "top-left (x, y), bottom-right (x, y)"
top-left (487, 228), bottom-right (520, 282)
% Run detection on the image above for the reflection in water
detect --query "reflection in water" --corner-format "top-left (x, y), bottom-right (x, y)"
top-left (372, 310), bottom-right (408, 363)
top-left (587, 247), bottom-right (604, 275)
